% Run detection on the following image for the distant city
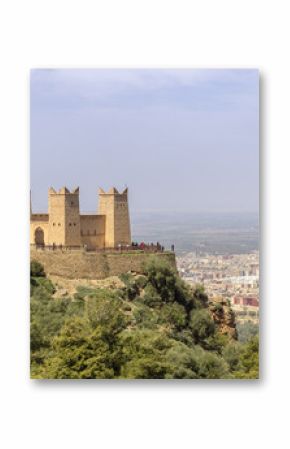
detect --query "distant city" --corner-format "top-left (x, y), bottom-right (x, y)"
top-left (132, 211), bottom-right (259, 325)
top-left (131, 211), bottom-right (259, 254)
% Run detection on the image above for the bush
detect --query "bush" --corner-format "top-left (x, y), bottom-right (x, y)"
top-left (74, 285), bottom-right (96, 301)
top-left (119, 329), bottom-right (173, 379)
top-left (135, 275), bottom-right (148, 289)
top-left (190, 309), bottom-right (216, 344)
top-left (43, 317), bottom-right (115, 379)
top-left (158, 303), bottom-right (187, 330)
top-left (193, 285), bottom-right (209, 308)
top-left (236, 321), bottom-right (259, 343)
top-left (132, 303), bottom-right (157, 329)
top-left (222, 342), bottom-right (243, 371)
top-left (30, 255), bottom-right (257, 379)
top-left (165, 342), bottom-right (230, 379)
top-left (30, 260), bottom-right (45, 277)
top-left (143, 283), bottom-right (163, 308)
top-left (144, 257), bottom-right (193, 314)
top-left (234, 336), bottom-right (259, 379)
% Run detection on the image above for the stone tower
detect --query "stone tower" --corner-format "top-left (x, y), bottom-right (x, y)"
top-left (48, 187), bottom-right (81, 247)
top-left (98, 187), bottom-right (131, 247)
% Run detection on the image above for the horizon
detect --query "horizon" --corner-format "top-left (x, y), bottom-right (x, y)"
top-left (30, 186), bottom-right (259, 216)
top-left (31, 69), bottom-right (259, 214)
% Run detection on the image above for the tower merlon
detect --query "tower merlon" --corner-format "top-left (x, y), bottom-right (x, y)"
top-left (31, 184), bottom-right (131, 249)
top-left (98, 187), bottom-right (128, 196)
top-left (49, 186), bottom-right (80, 195)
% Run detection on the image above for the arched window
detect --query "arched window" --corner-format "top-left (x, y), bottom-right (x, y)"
top-left (34, 227), bottom-right (44, 246)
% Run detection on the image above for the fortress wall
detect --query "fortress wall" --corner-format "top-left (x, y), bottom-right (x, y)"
top-left (31, 186), bottom-right (132, 250)
top-left (30, 250), bottom-right (176, 280)
top-left (80, 215), bottom-right (105, 249)
top-left (80, 235), bottom-right (105, 250)
top-left (114, 193), bottom-right (131, 245)
top-left (98, 193), bottom-right (114, 247)
top-left (48, 192), bottom-right (66, 245)
top-left (64, 193), bottom-right (81, 247)
top-left (80, 215), bottom-right (105, 235)
top-left (31, 214), bottom-right (49, 222)
top-left (30, 221), bottom-right (49, 245)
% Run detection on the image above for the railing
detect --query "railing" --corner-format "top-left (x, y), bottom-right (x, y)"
top-left (30, 243), bottom-right (174, 253)
top-left (31, 244), bottom-right (82, 252)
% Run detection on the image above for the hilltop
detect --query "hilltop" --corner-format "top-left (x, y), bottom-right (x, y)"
top-left (30, 257), bottom-right (258, 379)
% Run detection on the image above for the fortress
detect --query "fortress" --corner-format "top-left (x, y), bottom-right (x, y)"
top-left (30, 186), bottom-right (131, 250)
top-left (30, 185), bottom-right (176, 279)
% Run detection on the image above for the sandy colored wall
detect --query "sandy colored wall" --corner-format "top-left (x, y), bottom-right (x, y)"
top-left (80, 215), bottom-right (105, 249)
top-left (98, 193), bottom-right (115, 247)
top-left (64, 193), bottom-right (81, 246)
top-left (31, 187), bottom-right (132, 249)
top-left (114, 193), bottom-right (131, 245)
top-left (30, 215), bottom-right (49, 245)
top-left (47, 190), bottom-right (81, 246)
top-left (30, 249), bottom-right (176, 280)
top-left (48, 191), bottom-right (66, 245)
top-left (98, 190), bottom-right (131, 247)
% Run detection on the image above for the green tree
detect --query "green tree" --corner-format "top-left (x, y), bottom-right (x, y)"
top-left (165, 341), bottom-right (230, 379)
top-left (144, 257), bottom-right (192, 310)
top-left (42, 317), bottom-right (115, 379)
top-left (158, 302), bottom-right (187, 331)
top-left (30, 256), bottom-right (258, 380)
top-left (119, 329), bottom-right (173, 379)
top-left (222, 341), bottom-right (243, 371)
top-left (189, 309), bottom-right (216, 345)
top-left (85, 291), bottom-right (128, 344)
top-left (236, 321), bottom-right (259, 343)
top-left (234, 336), bottom-right (259, 379)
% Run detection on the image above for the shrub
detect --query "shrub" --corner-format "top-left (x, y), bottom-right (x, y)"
top-left (132, 303), bottom-right (157, 329)
top-left (143, 283), bottom-right (163, 308)
top-left (236, 321), bottom-right (259, 343)
top-left (192, 284), bottom-right (209, 308)
top-left (190, 309), bottom-right (216, 344)
top-left (30, 260), bottom-right (45, 277)
top-left (158, 303), bottom-right (187, 330)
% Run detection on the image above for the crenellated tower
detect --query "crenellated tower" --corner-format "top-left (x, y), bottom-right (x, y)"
top-left (98, 187), bottom-right (131, 247)
top-left (48, 187), bottom-right (81, 247)
top-left (31, 185), bottom-right (131, 249)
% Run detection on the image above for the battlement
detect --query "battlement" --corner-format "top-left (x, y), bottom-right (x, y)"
top-left (98, 187), bottom-right (128, 196)
top-left (49, 186), bottom-right (80, 195)
top-left (31, 185), bottom-right (131, 250)
top-left (30, 249), bottom-right (176, 280)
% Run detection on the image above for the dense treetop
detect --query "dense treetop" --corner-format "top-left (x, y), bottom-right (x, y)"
top-left (30, 257), bottom-right (259, 379)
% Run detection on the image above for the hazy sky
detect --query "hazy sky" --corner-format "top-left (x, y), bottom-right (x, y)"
top-left (30, 69), bottom-right (259, 214)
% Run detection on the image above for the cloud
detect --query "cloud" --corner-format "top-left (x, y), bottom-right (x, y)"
top-left (31, 68), bottom-right (259, 110)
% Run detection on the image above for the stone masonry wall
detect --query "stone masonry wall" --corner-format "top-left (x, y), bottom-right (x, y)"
top-left (30, 220), bottom-right (49, 245)
top-left (98, 191), bottom-right (115, 247)
top-left (113, 191), bottom-right (131, 245)
top-left (80, 215), bottom-right (105, 249)
top-left (30, 249), bottom-right (176, 280)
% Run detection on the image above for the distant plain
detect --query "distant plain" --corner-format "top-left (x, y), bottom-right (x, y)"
top-left (131, 212), bottom-right (259, 254)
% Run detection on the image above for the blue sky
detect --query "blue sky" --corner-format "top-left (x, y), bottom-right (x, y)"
top-left (30, 69), bottom-right (259, 214)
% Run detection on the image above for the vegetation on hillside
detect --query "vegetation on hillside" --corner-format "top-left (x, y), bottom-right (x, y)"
top-left (236, 321), bottom-right (259, 343)
top-left (30, 258), bottom-right (259, 379)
